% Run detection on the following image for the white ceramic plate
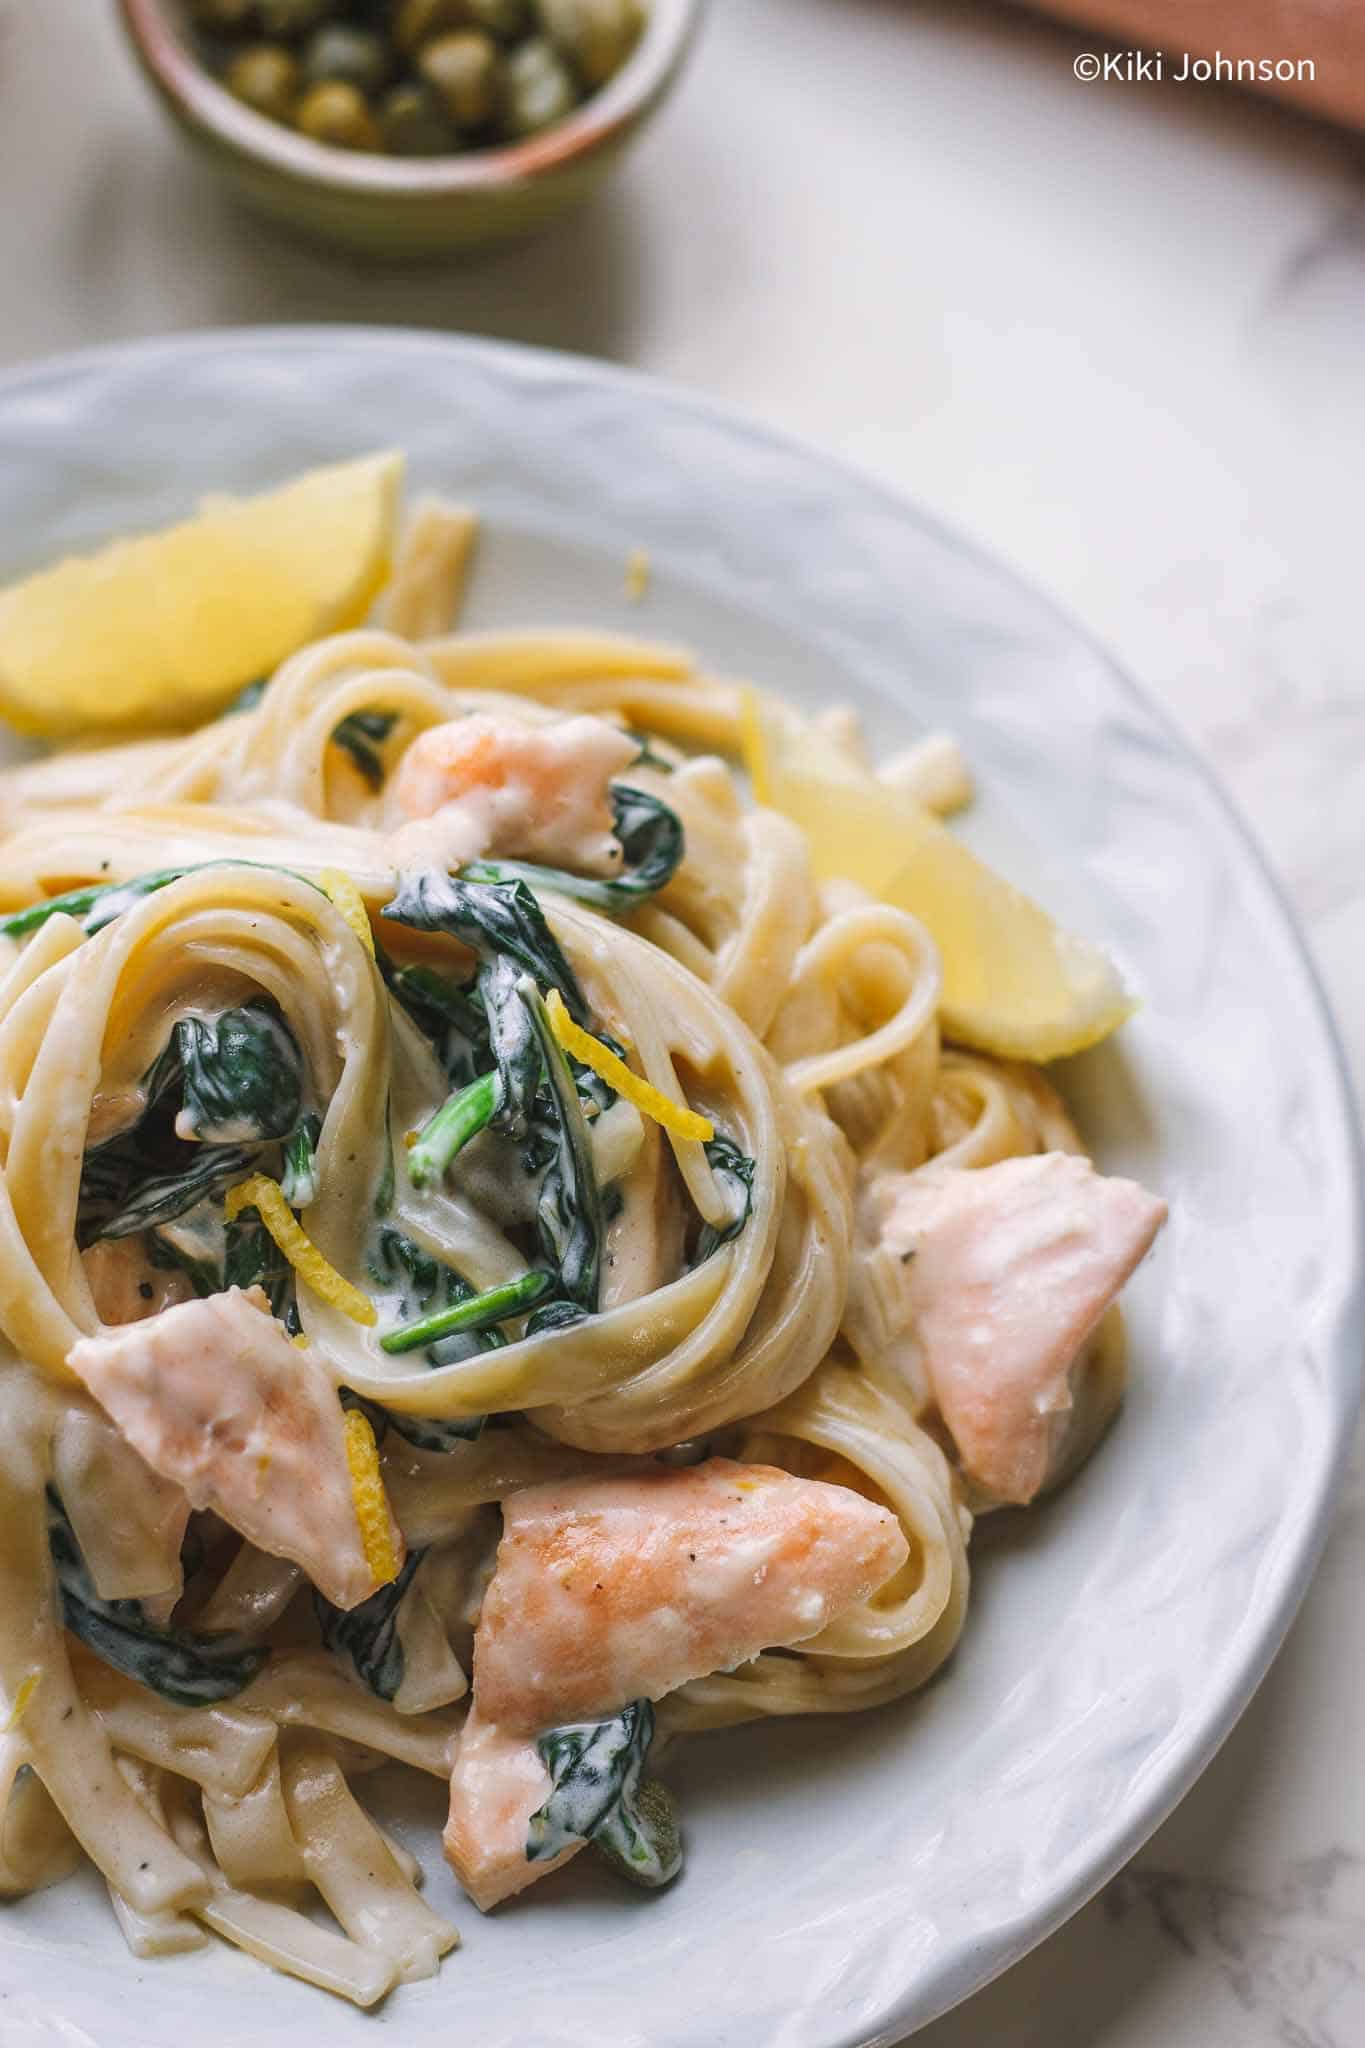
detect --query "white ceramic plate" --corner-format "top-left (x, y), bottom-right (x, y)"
top-left (0, 329), bottom-right (1359, 2048)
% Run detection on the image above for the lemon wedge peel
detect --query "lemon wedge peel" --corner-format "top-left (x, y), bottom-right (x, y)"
top-left (760, 713), bottom-right (1135, 1063)
top-left (0, 450), bottom-right (404, 738)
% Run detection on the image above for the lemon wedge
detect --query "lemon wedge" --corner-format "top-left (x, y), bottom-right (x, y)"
top-left (0, 450), bottom-right (404, 738)
top-left (754, 695), bottom-right (1134, 1062)
top-left (881, 813), bottom-right (1136, 1059)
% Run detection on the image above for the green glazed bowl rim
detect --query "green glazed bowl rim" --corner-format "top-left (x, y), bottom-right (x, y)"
top-left (117, 0), bottom-right (704, 198)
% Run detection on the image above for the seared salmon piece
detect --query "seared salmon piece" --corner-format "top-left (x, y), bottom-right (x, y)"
top-left (444, 1458), bottom-right (907, 1909)
top-left (876, 1153), bottom-right (1166, 1505)
top-left (81, 1238), bottom-right (195, 1326)
top-left (66, 1286), bottom-right (401, 1609)
top-left (475, 1458), bottom-right (908, 1731)
top-left (388, 711), bottom-right (637, 875)
top-left (443, 1711), bottom-right (572, 1913)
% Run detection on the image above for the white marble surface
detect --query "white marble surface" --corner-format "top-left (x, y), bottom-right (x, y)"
top-left (1, 2), bottom-right (1363, 2041)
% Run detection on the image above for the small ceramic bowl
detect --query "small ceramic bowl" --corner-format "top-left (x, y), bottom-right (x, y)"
top-left (117, 0), bottom-right (703, 260)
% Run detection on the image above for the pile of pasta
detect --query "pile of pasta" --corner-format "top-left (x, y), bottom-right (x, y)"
top-left (0, 508), bottom-right (1116, 2001)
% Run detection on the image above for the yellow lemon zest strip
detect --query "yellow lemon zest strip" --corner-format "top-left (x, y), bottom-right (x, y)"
top-left (225, 1175), bottom-right (376, 1326)
top-left (343, 1409), bottom-right (401, 1587)
top-left (545, 988), bottom-right (713, 1145)
top-left (318, 868), bottom-right (376, 959)
top-left (624, 547), bottom-right (651, 602)
top-left (738, 684), bottom-right (772, 806)
top-left (4, 1670), bottom-right (40, 1732)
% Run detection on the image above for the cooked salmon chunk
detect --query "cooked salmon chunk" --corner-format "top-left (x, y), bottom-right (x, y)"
top-left (388, 711), bottom-right (638, 875)
top-left (444, 1458), bottom-right (907, 1909)
top-left (66, 1286), bottom-right (402, 1609)
top-left (876, 1153), bottom-right (1166, 1505)
top-left (474, 1458), bottom-right (908, 1730)
top-left (81, 1238), bottom-right (195, 1326)
top-left (443, 1711), bottom-right (573, 1913)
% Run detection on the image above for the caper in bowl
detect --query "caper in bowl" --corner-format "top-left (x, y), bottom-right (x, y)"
top-left (118, 0), bottom-right (703, 256)
top-left (195, 0), bottom-right (649, 154)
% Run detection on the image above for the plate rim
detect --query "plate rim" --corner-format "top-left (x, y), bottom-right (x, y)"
top-left (0, 323), bottom-right (1360, 2044)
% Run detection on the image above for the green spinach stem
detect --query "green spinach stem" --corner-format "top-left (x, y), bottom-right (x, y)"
top-left (406, 1069), bottom-right (500, 1188)
top-left (379, 1266), bottom-right (553, 1354)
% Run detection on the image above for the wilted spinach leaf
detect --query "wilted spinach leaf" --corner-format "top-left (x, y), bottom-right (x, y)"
top-left (383, 872), bottom-right (586, 1137)
top-left (518, 980), bottom-right (602, 1312)
top-left (367, 1226), bottom-right (498, 1405)
top-left (390, 1410), bottom-right (487, 1451)
top-left (608, 786), bottom-right (685, 898)
top-left (225, 1210), bottom-right (298, 1329)
top-left (694, 1134), bottom-right (756, 1263)
top-left (384, 960), bottom-right (491, 1089)
top-left (369, 1224), bottom-right (445, 1310)
top-left (528, 1699), bottom-right (681, 1888)
top-left (331, 708), bottom-right (398, 789)
top-left (0, 869), bottom-right (192, 943)
top-left (382, 872), bottom-right (587, 1021)
top-left (524, 1299), bottom-right (589, 1336)
top-left (481, 953), bottom-right (540, 1136)
top-left (78, 998), bottom-right (304, 1245)
top-left (462, 785), bottom-right (684, 913)
top-left (48, 1491), bottom-right (267, 1707)
top-left (314, 1548), bottom-right (421, 1701)
top-left (341, 1381), bottom-right (486, 1456)
top-left (147, 1193), bottom-right (298, 1327)
top-left (174, 1000), bottom-right (304, 1144)
top-left (81, 1140), bottom-right (259, 1245)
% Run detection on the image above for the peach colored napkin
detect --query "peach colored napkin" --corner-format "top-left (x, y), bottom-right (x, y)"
top-left (1025, 2), bottom-right (1365, 127)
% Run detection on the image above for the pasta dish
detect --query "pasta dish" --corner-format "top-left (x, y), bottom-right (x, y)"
top-left (0, 469), bottom-right (1165, 2003)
